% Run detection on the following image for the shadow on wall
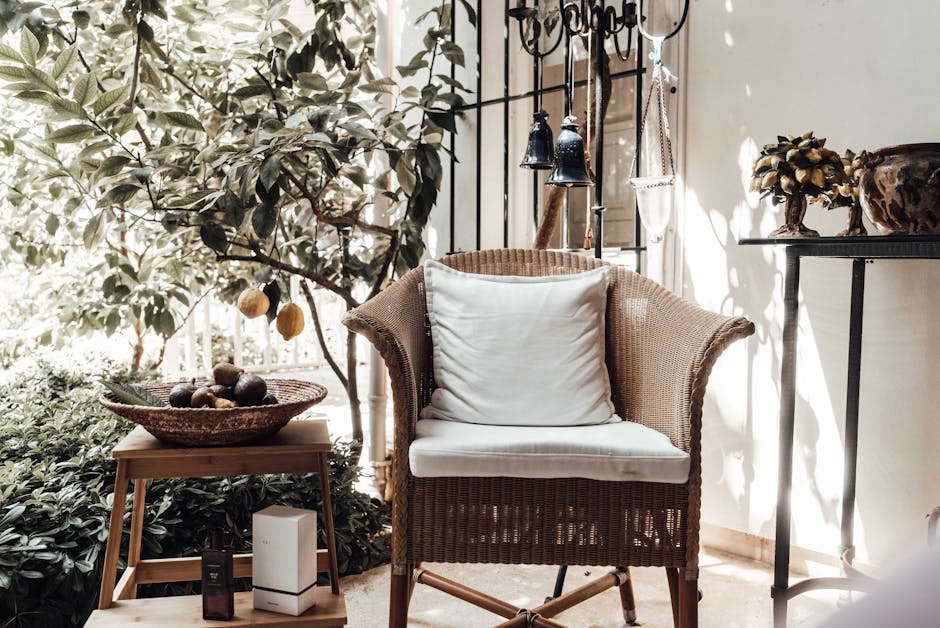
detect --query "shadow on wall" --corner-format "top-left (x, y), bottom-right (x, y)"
top-left (679, 132), bottom-right (867, 560)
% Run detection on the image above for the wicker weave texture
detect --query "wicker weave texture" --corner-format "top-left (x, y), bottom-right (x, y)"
top-left (342, 249), bottom-right (754, 575)
top-left (99, 379), bottom-right (327, 446)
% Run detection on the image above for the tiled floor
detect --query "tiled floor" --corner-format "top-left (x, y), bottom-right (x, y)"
top-left (340, 549), bottom-right (842, 627)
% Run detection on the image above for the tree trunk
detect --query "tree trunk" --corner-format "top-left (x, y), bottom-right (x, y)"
top-left (346, 328), bottom-right (363, 446)
top-left (130, 321), bottom-right (144, 372)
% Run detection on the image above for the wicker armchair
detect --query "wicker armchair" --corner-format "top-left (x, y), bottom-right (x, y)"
top-left (342, 249), bottom-right (754, 628)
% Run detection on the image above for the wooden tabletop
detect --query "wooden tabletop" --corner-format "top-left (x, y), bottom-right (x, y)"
top-left (113, 420), bottom-right (332, 460)
top-left (85, 589), bottom-right (346, 627)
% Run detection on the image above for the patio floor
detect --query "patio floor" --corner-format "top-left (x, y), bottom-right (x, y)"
top-left (340, 548), bottom-right (841, 627)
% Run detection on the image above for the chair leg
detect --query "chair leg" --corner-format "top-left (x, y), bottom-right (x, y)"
top-left (390, 564), bottom-right (413, 628)
top-left (666, 568), bottom-right (680, 627)
top-left (617, 566), bottom-right (638, 625)
top-left (678, 570), bottom-right (699, 628)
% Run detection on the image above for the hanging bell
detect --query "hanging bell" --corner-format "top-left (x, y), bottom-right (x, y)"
top-left (520, 110), bottom-right (554, 170)
top-left (547, 115), bottom-right (593, 187)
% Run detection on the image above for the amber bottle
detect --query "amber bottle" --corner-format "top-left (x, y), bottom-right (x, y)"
top-left (202, 530), bottom-right (234, 620)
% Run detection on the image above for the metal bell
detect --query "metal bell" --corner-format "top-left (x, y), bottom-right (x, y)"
top-left (520, 110), bottom-right (554, 170)
top-left (546, 115), bottom-right (593, 187)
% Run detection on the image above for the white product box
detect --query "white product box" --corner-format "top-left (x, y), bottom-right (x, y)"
top-left (252, 505), bottom-right (318, 616)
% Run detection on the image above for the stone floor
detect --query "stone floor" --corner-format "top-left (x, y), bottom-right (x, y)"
top-left (339, 549), bottom-right (842, 627)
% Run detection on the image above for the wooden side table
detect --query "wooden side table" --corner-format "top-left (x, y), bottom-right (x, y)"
top-left (86, 420), bottom-right (347, 627)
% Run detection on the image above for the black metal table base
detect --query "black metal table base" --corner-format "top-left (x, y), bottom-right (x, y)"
top-left (740, 235), bottom-right (940, 628)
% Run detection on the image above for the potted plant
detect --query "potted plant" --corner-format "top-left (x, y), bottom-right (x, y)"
top-left (751, 131), bottom-right (847, 237)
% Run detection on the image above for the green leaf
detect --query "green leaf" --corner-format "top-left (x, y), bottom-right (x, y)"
top-left (232, 83), bottom-right (269, 98)
top-left (72, 10), bottom-right (91, 29)
top-left (338, 122), bottom-right (376, 141)
top-left (137, 20), bottom-right (154, 42)
top-left (53, 47), bottom-right (78, 80)
top-left (99, 184), bottom-right (141, 206)
top-left (46, 124), bottom-right (96, 144)
top-left (96, 155), bottom-right (131, 178)
top-left (263, 280), bottom-right (281, 322)
top-left (113, 113), bottom-right (139, 135)
top-left (259, 154), bottom-right (280, 191)
top-left (0, 43), bottom-right (24, 63)
top-left (91, 85), bottom-right (129, 116)
top-left (0, 65), bottom-right (29, 81)
top-left (45, 214), bottom-right (59, 235)
top-left (25, 66), bottom-right (57, 92)
top-left (48, 96), bottom-right (85, 120)
top-left (251, 201), bottom-right (276, 239)
top-left (395, 157), bottom-right (416, 196)
top-left (0, 505), bottom-right (25, 526)
top-left (101, 381), bottom-right (166, 407)
top-left (20, 28), bottom-right (39, 66)
top-left (199, 223), bottom-right (229, 253)
top-left (440, 41), bottom-right (465, 67)
top-left (82, 211), bottom-right (106, 248)
top-left (361, 78), bottom-right (396, 94)
top-left (163, 111), bottom-right (205, 131)
top-left (457, 0), bottom-right (477, 24)
top-left (297, 72), bottom-right (328, 91)
top-left (72, 74), bottom-right (96, 106)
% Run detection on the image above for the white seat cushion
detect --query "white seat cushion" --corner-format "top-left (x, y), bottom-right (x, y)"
top-left (409, 419), bottom-right (691, 483)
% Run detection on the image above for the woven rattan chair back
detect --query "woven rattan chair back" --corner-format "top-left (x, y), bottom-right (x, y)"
top-left (343, 249), bottom-right (754, 628)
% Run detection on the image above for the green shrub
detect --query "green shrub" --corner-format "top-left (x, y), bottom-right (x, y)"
top-left (0, 353), bottom-right (390, 627)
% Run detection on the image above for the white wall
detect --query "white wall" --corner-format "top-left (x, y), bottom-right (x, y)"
top-left (679, 0), bottom-right (940, 567)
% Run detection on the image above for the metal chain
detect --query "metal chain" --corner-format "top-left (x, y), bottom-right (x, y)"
top-left (629, 38), bottom-right (676, 180)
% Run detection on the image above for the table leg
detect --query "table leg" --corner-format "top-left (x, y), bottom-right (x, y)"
top-left (122, 479), bottom-right (148, 600)
top-left (98, 459), bottom-right (129, 610)
top-left (772, 247), bottom-right (801, 628)
top-left (840, 260), bottom-right (866, 582)
top-left (318, 453), bottom-right (341, 595)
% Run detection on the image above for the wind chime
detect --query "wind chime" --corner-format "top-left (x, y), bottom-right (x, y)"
top-left (509, 0), bottom-right (689, 258)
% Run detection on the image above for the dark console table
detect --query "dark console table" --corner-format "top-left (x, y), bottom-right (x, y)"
top-left (738, 234), bottom-right (940, 627)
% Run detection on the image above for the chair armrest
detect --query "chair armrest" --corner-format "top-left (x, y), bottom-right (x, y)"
top-left (341, 266), bottom-right (431, 454)
top-left (610, 277), bottom-right (754, 454)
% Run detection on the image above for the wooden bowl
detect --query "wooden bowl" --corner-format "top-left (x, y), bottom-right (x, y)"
top-left (99, 379), bottom-right (327, 446)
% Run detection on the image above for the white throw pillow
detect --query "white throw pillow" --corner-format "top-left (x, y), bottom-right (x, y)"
top-left (420, 259), bottom-right (619, 427)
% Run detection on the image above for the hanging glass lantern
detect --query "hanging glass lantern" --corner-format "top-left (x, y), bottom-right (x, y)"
top-left (630, 175), bottom-right (674, 243)
top-left (520, 110), bottom-right (554, 169)
top-left (547, 116), bottom-right (592, 187)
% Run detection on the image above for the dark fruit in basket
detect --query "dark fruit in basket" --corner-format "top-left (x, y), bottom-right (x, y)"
top-left (190, 387), bottom-right (213, 408)
top-left (260, 393), bottom-right (278, 405)
top-left (209, 384), bottom-right (233, 400)
top-left (212, 363), bottom-right (243, 387)
top-left (168, 380), bottom-right (197, 408)
top-left (233, 373), bottom-right (267, 405)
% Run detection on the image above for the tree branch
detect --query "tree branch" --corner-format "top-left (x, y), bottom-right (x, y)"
top-left (217, 239), bottom-right (355, 306)
top-left (161, 66), bottom-right (227, 114)
top-left (282, 169), bottom-right (397, 238)
top-left (299, 279), bottom-right (348, 389)
top-left (253, 67), bottom-right (285, 122)
top-left (124, 26), bottom-right (143, 115)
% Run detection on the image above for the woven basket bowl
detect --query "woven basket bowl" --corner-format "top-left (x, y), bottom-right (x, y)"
top-left (99, 379), bottom-right (327, 447)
